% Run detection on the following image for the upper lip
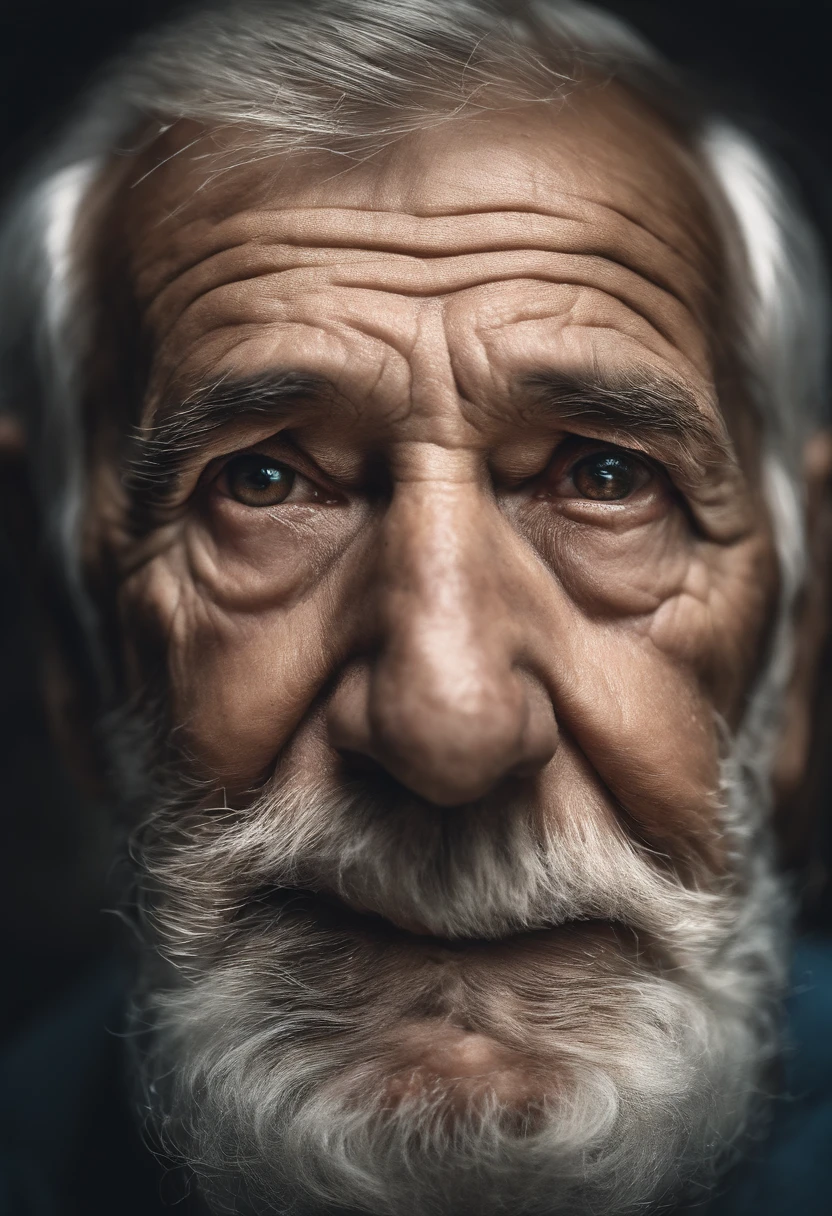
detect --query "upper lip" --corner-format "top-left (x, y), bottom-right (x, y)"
top-left (252, 884), bottom-right (630, 951)
top-left (256, 884), bottom-right (466, 941)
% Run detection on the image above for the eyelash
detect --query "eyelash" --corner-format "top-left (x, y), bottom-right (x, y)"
top-left (545, 439), bottom-right (657, 498)
top-left (210, 438), bottom-right (660, 510)
top-left (207, 444), bottom-right (336, 504)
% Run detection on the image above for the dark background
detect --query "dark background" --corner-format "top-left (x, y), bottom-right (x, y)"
top-left (1, 0), bottom-right (831, 1043)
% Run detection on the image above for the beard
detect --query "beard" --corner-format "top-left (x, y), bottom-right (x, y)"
top-left (123, 710), bottom-right (790, 1216)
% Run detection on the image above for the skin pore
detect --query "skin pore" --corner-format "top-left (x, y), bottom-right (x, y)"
top-left (87, 82), bottom-right (781, 1102)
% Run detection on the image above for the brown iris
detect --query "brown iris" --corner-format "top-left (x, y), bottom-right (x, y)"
top-left (572, 452), bottom-right (642, 501)
top-left (225, 454), bottom-right (296, 506)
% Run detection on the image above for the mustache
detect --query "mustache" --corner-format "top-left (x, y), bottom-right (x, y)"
top-left (135, 760), bottom-right (742, 975)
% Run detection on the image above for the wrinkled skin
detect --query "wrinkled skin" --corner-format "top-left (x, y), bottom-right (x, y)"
top-left (86, 86), bottom-right (785, 1092)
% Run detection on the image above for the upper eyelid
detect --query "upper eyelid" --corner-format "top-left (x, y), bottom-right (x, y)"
top-left (205, 435), bottom-right (661, 501)
top-left (206, 442), bottom-right (325, 492)
top-left (549, 437), bottom-right (661, 482)
top-left (584, 441), bottom-right (675, 485)
top-left (561, 435), bottom-right (655, 462)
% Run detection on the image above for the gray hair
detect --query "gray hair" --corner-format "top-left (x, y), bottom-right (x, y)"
top-left (0, 0), bottom-right (827, 694)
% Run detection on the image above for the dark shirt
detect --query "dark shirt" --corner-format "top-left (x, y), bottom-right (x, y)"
top-left (706, 936), bottom-right (832, 1215)
top-left (2, 938), bottom-right (832, 1215)
top-left (0, 963), bottom-right (178, 1216)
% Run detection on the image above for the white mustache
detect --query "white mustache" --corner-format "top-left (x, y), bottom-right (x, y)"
top-left (141, 763), bottom-right (741, 974)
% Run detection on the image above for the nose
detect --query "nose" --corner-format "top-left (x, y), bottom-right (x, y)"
top-left (327, 479), bottom-right (558, 805)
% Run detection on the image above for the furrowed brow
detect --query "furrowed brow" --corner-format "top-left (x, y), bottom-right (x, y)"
top-left (125, 370), bottom-right (326, 522)
top-left (522, 369), bottom-right (732, 477)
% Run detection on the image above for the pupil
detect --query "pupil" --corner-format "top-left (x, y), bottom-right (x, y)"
top-left (249, 462), bottom-right (283, 488)
top-left (576, 454), bottom-right (634, 500)
top-left (226, 454), bottom-right (295, 506)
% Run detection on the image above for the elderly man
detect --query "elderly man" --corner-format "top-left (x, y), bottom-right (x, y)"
top-left (1, 1), bottom-right (831, 1213)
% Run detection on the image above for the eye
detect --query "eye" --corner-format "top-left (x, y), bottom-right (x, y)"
top-left (224, 454), bottom-right (296, 507)
top-left (569, 451), bottom-right (650, 501)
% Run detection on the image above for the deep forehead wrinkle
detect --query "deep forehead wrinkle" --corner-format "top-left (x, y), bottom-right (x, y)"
top-left (135, 215), bottom-right (715, 391)
top-left (120, 80), bottom-right (722, 281)
top-left (135, 202), bottom-right (715, 326)
top-left (142, 250), bottom-right (708, 391)
top-left (99, 96), bottom-right (733, 469)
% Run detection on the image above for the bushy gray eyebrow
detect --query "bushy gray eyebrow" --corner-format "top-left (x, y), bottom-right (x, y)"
top-left (521, 368), bottom-right (731, 478)
top-left (124, 370), bottom-right (327, 531)
top-left (123, 364), bottom-right (731, 535)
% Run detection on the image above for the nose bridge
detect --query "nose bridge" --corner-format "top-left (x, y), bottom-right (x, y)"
top-left (364, 473), bottom-right (554, 803)
top-left (379, 476), bottom-right (506, 692)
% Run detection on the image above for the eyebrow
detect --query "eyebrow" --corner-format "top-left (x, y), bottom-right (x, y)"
top-left (124, 364), bottom-right (733, 533)
top-left (520, 368), bottom-right (731, 476)
top-left (126, 370), bottom-right (327, 525)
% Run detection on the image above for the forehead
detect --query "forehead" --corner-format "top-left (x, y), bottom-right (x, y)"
top-left (99, 83), bottom-right (727, 426)
top-left (117, 82), bottom-right (720, 273)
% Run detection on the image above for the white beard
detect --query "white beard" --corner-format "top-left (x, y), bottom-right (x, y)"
top-left (124, 653), bottom-right (791, 1216)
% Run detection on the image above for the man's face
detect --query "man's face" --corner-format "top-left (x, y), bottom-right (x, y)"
top-left (97, 88), bottom-right (785, 1214)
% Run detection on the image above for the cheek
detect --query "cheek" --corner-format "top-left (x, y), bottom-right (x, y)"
top-left (522, 502), bottom-right (692, 616)
top-left (548, 623), bottom-right (724, 871)
top-left (521, 502), bottom-right (776, 718)
top-left (171, 599), bottom-right (337, 784)
top-left (118, 507), bottom-right (370, 785)
top-left (185, 498), bottom-right (368, 611)
top-left (648, 529), bottom-right (780, 720)
top-left (121, 579), bottom-right (340, 786)
top-left (516, 506), bottom-right (777, 869)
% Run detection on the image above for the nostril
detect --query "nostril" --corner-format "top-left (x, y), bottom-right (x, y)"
top-left (337, 748), bottom-right (390, 782)
top-left (336, 750), bottom-right (434, 807)
top-left (361, 669), bottom-right (557, 807)
top-left (327, 651), bottom-right (557, 809)
top-left (510, 755), bottom-right (550, 781)
top-left (338, 735), bottom-right (514, 809)
top-left (334, 745), bottom-right (543, 818)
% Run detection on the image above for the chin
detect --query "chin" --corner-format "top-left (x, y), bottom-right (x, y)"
top-left (131, 849), bottom-right (788, 1216)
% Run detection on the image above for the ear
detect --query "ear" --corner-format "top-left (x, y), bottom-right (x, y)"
top-left (773, 430), bottom-right (832, 869)
top-left (0, 414), bottom-right (25, 455)
top-left (0, 414), bottom-right (37, 576)
top-left (0, 414), bottom-right (107, 798)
